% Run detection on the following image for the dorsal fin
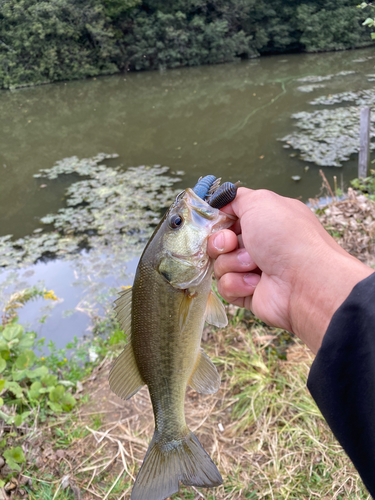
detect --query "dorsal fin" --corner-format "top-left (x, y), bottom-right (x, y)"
top-left (205, 290), bottom-right (228, 328)
top-left (189, 349), bottom-right (220, 394)
top-left (114, 286), bottom-right (132, 336)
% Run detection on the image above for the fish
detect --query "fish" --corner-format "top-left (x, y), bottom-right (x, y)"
top-left (109, 183), bottom-right (236, 500)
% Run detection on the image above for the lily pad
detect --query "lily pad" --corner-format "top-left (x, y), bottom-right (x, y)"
top-left (280, 88), bottom-right (375, 167)
top-left (1, 155), bottom-right (182, 269)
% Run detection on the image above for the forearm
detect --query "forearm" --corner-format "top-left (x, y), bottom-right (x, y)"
top-left (290, 250), bottom-right (374, 353)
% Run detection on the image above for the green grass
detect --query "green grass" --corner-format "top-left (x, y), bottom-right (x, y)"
top-left (15, 317), bottom-right (371, 500)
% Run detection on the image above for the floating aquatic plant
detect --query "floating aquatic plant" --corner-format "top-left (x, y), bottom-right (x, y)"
top-left (1, 155), bottom-right (183, 268)
top-left (309, 88), bottom-right (375, 106)
top-left (281, 88), bottom-right (375, 167)
top-left (297, 84), bottom-right (326, 93)
top-left (296, 70), bottom-right (355, 84)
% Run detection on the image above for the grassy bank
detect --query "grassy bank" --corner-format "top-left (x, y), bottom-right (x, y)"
top-left (3, 319), bottom-right (370, 499)
top-left (1, 175), bottom-right (375, 498)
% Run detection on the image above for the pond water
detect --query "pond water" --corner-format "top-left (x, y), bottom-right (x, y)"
top-left (1, 47), bottom-right (375, 346)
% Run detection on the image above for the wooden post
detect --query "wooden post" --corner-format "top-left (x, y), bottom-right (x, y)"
top-left (359, 107), bottom-right (371, 178)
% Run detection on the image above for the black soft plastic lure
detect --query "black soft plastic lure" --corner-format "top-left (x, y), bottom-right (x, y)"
top-left (207, 181), bottom-right (239, 209)
top-left (192, 176), bottom-right (239, 209)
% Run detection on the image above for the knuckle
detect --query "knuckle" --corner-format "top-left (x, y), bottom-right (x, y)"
top-left (253, 189), bottom-right (279, 204)
top-left (219, 273), bottom-right (235, 294)
top-left (213, 255), bottom-right (225, 279)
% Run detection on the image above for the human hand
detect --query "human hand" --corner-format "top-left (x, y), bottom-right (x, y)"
top-left (208, 188), bottom-right (373, 353)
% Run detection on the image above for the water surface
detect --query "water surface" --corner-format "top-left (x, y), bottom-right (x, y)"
top-left (2, 48), bottom-right (375, 239)
top-left (1, 47), bottom-right (375, 344)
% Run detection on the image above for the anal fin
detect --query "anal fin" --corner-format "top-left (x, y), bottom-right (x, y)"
top-left (109, 342), bottom-right (144, 400)
top-left (189, 348), bottom-right (220, 394)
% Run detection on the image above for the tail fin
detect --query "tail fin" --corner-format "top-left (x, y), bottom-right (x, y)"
top-left (131, 430), bottom-right (222, 500)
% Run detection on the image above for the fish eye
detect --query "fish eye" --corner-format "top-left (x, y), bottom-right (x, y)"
top-left (169, 214), bottom-right (184, 229)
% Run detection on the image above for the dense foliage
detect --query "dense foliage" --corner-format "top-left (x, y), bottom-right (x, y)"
top-left (0, 0), bottom-right (372, 88)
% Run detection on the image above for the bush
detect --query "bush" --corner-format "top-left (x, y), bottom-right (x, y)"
top-left (0, 1), bottom-right (372, 89)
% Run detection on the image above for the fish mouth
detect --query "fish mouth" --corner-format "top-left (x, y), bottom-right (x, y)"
top-left (183, 188), bottom-right (237, 229)
top-left (184, 189), bottom-right (218, 220)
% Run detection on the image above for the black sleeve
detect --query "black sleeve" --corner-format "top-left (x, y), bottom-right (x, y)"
top-left (307, 272), bottom-right (375, 498)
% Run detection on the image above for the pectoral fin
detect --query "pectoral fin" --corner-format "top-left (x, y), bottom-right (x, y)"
top-left (109, 342), bottom-right (144, 400)
top-left (179, 291), bottom-right (195, 333)
top-left (205, 290), bottom-right (228, 327)
top-left (114, 287), bottom-right (132, 336)
top-left (189, 349), bottom-right (220, 394)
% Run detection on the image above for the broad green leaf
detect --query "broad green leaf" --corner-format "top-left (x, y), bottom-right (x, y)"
top-left (0, 340), bottom-right (8, 351)
top-left (12, 369), bottom-right (27, 381)
top-left (5, 381), bottom-right (23, 399)
top-left (61, 392), bottom-right (76, 412)
top-left (0, 357), bottom-right (5, 373)
top-left (363, 17), bottom-right (374, 25)
top-left (49, 385), bottom-right (65, 403)
top-left (0, 349), bottom-right (10, 360)
top-left (29, 381), bottom-right (42, 399)
top-left (58, 380), bottom-right (75, 387)
top-left (48, 401), bottom-right (62, 413)
top-left (26, 366), bottom-right (48, 379)
top-left (40, 374), bottom-right (57, 387)
top-left (0, 479), bottom-right (4, 488)
top-left (15, 350), bottom-right (36, 369)
top-left (2, 324), bottom-right (23, 342)
top-left (0, 380), bottom-right (4, 392)
top-left (8, 446), bottom-right (26, 463)
top-left (4, 447), bottom-right (25, 470)
top-left (0, 398), bottom-right (3, 406)
top-left (18, 333), bottom-right (36, 349)
top-left (39, 388), bottom-right (52, 394)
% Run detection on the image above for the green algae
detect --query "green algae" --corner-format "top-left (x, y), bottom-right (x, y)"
top-left (1, 155), bottom-right (182, 268)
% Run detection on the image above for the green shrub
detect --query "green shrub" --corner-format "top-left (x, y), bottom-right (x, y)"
top-left (351, 169), bottom-right (375, 201)
top-left (0, 0), bottom-right (371, 89)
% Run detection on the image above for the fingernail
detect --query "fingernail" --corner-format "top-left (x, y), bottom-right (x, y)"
top-left (243, 273), bottom-right (260, 288)
top-left (237, 249), bottom-right (253, 266)
top-left (213, 232), bottom-right (224, 251)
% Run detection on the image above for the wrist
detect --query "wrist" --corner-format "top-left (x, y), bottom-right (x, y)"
top-left (290, 250), bottom-right (374, 354)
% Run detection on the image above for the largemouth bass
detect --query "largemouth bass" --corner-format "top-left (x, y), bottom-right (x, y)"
top-left (109, 186), bottom-right (236, 500)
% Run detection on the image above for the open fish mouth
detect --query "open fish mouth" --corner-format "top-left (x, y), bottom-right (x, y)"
top-left (183, 188), bottom-right (237, 230)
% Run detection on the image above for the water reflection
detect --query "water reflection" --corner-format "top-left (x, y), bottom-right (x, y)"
top-left (0, 253), bottom-right (139, 349)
